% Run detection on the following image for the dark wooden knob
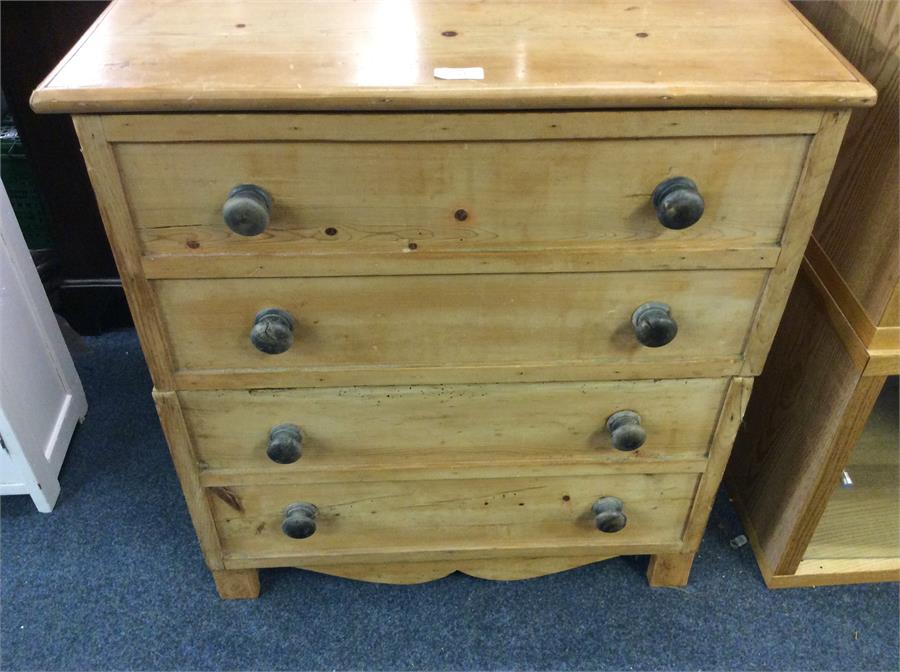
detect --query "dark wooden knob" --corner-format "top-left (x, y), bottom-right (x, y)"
top-left (267, 423), bottom-right (303, 464)
top-left (652, 176), bottom-right (704, 230)
top-left (282, 502), bottom-right (318, 539)
top-left (606, 411), bottom-right (646, 451)
top-left (223, 184), bottom-right (272, 236)
top-left (592, 497), bottom-right (626, 533)
top-left (250, 308), bottom-right (295, 354)
top-left (632, 302), bottom-right (678, 348)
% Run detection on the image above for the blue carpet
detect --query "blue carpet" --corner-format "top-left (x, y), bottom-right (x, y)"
top-left (1, 329), bottom-right (897, 671)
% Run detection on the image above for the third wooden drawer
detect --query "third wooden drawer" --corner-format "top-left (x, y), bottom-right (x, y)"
top-left (183, 377), bottom-right (729, 475)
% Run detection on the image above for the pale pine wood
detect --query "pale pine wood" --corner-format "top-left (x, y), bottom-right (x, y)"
top-left (647, 553), bottom-right (695, 588)
top-left (101, 110), bottom-right (825, 143)
top-left (29, 0), bottom-right (875, 113)
top-left (199, 460), bottom-right (710, 488)
top-left (681, 377), bottom-right (753, 550)
top-left (731, 498), bottom-right (900, 588)
top-left (152, 390), bottom-right (225, 570)
top-left (212, 569), bottom-right (260, 599)
top-left (211, 472), bottom-right (698, 567)
top-left (646, 377), bottom-right (752, 587)
top-left (795, 0), bottom-right (899, 325)
top-left (299, 555), bottom-right (614, 584)
top-left (180, 378), bottom-right (728, 474)
top-left (224, 542), bottom-right (683, 571)
top-left (741, 110), bottom-right (851, 376)
top-left (785, 559), bottom-right (900, 587)
top-left (143, 245), bottom-right (780, 280)
top-left (173, 357), bottom-right (745, 392)
top-left (43, 0), bottom-right (872, 596)
top-left (71, 116), bottom-right (176, 389)
top-left (115, 133), bottom-right (809, 261)
top-left (155, 270), bottom-right (766, 385)
top-left (803, 379), bottom-right (898, 561)
top-left (112, 109), bottom-right (811, 279)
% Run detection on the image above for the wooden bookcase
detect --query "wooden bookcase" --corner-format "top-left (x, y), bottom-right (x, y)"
top-left (727, 0), bottom-right (899, 588)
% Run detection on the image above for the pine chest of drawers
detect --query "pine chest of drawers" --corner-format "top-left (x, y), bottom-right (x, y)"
top-left (33, 0), bottom-right (874, 597)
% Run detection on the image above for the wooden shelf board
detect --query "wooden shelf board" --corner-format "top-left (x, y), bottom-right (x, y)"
top-left (802, 377), bottom-right (899, 563)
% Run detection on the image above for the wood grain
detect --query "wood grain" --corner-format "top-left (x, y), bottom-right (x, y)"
top-left (742, 110), bottom-right (851, 375)
top-left (155, 270), bottom-right (766, 385)
top-left (115, 134), bottom-right (810, 260)
top-left (45, 1), bottom-right (875, 594)
top-left (152, 390), bottom-right (224, 570)
top-left (727, 270), bottom-right (886, 575)
top-left (172, 357), bottom-right (747, 392)
top-left (647, 553), bottom-right (695, 587)
top-left (71, 115), bottom-right (175, 389)
top-left (142, 245), bottom-right (781, 280)
top-left (731, 494), bottom-right (900, 588)
top-left (212, 569), bottom-right (259, 599)
top-left (879, 284), bottom-right (899, 328)
top-left (795, 0), bottom-right (899, 325)
top-left (681, 377), bottom-right (753, 550)
top-left (101, 110), bottom-right (825, 143)
top-left (804, 378), bottom-right (898, 561)
top-left (179, 378), bottom-right (728, 473)
top-left (299, 555), bottom-right (614, 584)
top-left (801, 253), bottom-right (900, 377)
top-left (211, 472), bottom-right (697, 567)
top-left (800, 256), bottom-right (870, 374)
top-left (30, 0), bottom-right (874, 113)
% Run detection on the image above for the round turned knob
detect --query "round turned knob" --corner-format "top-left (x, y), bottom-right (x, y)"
top-left (592, 496), bottom-right (626, 533)
top-left (223, 184), bottom-right (273, 236)
top-left (267, 423), bottom-right (304, 464)
top-left (606, 410), bottom-right (646, 452)
top-left (652, 176), bottom-right (704, 230)
top-left (282, 502), bottom-right (318, 539)
top-left (631, 302), bottom-right (678, 348)
top-left (250, 308), bottom-right (295, 354)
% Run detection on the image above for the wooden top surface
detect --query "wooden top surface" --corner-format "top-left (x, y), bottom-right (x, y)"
top-left (31, 0), bottom-right (875, 113)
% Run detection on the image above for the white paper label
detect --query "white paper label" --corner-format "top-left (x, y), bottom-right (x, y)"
top-left (433, 67), bottom-right (485, 81)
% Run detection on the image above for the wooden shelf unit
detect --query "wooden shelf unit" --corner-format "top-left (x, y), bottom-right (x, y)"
top-left (727, 0), bottom-right (899, 589)
top-left (795, 378), bottom-right (899, 581)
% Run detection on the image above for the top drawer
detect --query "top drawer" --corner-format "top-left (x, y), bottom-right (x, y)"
top-left (108, 111), bottom-right (816, 273)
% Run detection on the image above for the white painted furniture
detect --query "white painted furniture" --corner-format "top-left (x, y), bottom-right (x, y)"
top-left (0, 183), bottom-right (87, 511)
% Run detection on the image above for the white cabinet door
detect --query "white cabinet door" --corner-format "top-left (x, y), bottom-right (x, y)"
top-left (0, 183), bottom-right (87, 511)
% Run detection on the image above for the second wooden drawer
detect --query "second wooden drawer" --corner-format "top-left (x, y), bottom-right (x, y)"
top-left (156, 269), bottom-right (767, 382)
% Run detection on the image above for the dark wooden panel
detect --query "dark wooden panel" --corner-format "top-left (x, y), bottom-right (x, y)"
top-left (727, 269), bottom-right (881, 573)
top-left (794, 1), bottom-right (899, 324)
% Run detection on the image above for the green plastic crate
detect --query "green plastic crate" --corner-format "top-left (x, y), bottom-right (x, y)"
top-left (1, 119), bottom-right (54, 249)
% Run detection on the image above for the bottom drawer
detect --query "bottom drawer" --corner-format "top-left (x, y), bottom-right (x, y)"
top-left (210, 472), bottom-right (698, 567)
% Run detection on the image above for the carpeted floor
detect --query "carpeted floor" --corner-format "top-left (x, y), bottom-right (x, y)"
top-left (1, 329), bottom-right (897, 671)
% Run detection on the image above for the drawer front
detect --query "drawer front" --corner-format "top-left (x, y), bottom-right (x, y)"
top-left (156, 269), bottom-right (767, 376)
top-left (117, 135), bottom-right (809, 258)
top-left (210, 472), bottom-right (698, 564)
top-left (182, 378), bottom-right (728, 472)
